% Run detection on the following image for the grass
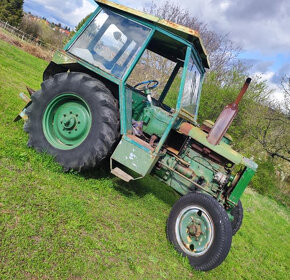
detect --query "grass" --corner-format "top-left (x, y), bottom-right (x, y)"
top-left (0, 38), bottom-right (289, 280)
top-left (0, 28), bottom-right (53, 61)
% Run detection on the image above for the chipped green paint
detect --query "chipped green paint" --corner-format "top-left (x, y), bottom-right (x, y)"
top-left (52, 50), bottom-right (77, 65)
top-left (111, 136), bottom-right (159, 176)
top-left (179, 124), bottom-right (243, 164)
top-left (141, 106), bottom-right (172, 138)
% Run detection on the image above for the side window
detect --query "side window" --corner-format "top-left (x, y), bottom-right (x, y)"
top-left (181, 55), bottom-right (201, 114)
top-left (162, 67), bottom-right (183, 108)
top-left (127, 49), bottom-right (176, 99)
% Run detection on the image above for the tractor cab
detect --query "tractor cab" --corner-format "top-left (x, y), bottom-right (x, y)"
top-left (63, 0), bottom-right (209, 179)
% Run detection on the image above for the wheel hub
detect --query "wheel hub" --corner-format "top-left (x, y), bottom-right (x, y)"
top-left (187, 217), bottom-right (204, 240)
top-left (62, 116), bottom-right (76, 130)
top-left (43, 94), bottom-right (92, 150)
top-left (176, 206), bottom-right (214, 256)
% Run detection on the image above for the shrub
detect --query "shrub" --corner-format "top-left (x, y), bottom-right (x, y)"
top-left (251, 158), bottom-right (277, 198)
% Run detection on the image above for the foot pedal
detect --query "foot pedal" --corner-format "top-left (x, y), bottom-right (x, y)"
top-left (111, 167), bottom-right (134, 182)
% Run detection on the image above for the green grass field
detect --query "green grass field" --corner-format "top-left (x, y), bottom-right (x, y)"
top-left (0, 39), bottom-right (289, 280)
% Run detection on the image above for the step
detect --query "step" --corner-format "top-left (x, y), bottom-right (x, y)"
top-left (111, 167), bottom-right (134, 182)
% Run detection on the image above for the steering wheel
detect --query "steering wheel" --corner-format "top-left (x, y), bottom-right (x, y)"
top-left (133, 80), bottom-right (159, 91)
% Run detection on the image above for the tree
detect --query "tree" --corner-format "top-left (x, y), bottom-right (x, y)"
top-left (248, 76), bottom-right (290, 162)
top-left (20, 14), bottom-right (42, 38)
top-left (143, 1), bottom-right (240, 78)
top-left (0, 0), bottom-right (24, 26)
top-left (281, 75), bottom-right (290, 116)
top-left (68, 13), bottom-right (93, 39)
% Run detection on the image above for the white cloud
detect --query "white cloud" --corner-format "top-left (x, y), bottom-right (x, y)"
top-left (25, 0), bottom-right (96, 26)
top-left (253, 71), bottom-right (285, 102)
top-left (180, 0), bottom-right (290, 54)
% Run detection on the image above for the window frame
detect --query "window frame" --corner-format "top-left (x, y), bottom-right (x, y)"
top-left (67, 8), bottom-right (152, 79)
top-left (176, 47), bottom-right (205, 120)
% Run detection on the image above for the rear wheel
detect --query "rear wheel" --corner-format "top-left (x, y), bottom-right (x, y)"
top-left (167, 192), bottom-right (232, 271)
top-left (25, 72), bottom-right (119, 171)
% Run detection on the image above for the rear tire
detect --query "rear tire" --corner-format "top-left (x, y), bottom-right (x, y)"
top-left (167, 192), bottom-right (232, 271)
top-left (230, 200), bottom-right (243, 235)
top-left (25, 72), bottom-right (119, 171)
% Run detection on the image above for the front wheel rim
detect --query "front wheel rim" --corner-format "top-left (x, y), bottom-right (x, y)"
top-left (175, 205), bottom-right (214, 256)
top-left (42, 93), bottom-right (92, 150)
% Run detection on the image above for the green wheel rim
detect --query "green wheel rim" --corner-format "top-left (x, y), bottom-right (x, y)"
top-left (175, 206), bottom-right (214, 256)
top-left (43, 93), bottom-right (92, 150)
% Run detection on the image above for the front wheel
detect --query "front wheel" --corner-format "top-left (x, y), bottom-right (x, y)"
top-left (167, 192), bottom-right (232, 271)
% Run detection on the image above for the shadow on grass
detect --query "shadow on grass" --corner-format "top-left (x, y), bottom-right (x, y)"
top-left (79, 158), bottom-right (179, 207)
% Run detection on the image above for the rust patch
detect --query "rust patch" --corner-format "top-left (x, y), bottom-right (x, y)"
top-left (161, 19), bottom-right (200, 37)
top-left (149, 134), bottom-right (158, 147)
top-left (26, 86), bottom-right (36, 97)
top-left (186, 235), bottom-right (192, 243)
top-left (127, 134), bottom-right (154, 151)
top-left (179, 122), bottom-right (193, 135)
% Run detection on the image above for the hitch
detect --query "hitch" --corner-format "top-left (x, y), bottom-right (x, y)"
top-left (14, 87), bottom-right (35, 122)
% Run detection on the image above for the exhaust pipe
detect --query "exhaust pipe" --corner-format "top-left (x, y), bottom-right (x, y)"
top-left (207, 78), bottom-right (251, 145)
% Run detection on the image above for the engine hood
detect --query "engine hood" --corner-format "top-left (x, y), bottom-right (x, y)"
top-left (178, 122), bottom-right (257, 170)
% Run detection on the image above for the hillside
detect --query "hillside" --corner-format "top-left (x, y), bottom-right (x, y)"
top-left (0, 38), bottom-right (289, 279)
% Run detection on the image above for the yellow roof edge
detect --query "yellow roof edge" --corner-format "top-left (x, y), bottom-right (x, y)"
top-left (95, 0), bottom-right (210, 68)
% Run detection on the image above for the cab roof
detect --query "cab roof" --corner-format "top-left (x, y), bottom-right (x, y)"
top-left (95, 0), bottom-right (210, 68)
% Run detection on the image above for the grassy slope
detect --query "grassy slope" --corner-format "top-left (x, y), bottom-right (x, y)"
top-left (0, 39), bottom-right (289, 280)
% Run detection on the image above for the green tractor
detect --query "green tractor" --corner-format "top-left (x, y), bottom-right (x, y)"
top-left (16, 0), bottom-right (257, 271)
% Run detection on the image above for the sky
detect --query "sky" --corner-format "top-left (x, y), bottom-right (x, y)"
top-left (23, 0), bottom-right (290, 100)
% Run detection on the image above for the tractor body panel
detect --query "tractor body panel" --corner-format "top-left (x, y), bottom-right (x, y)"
top-left (111, 136), bottom-right (159, 176)
top-left (229, 167), bottom-right (256, 203)
top-left (178, 122), bottom-right (243, 164)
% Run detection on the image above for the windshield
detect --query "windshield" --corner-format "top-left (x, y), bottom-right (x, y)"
top-left (181, 54), bottom-right (201, 114)
top-left (69, 9), bottom-right (151, 78)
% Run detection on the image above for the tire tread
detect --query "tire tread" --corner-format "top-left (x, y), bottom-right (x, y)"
top-left (25, 72), bottom-right (119, 171)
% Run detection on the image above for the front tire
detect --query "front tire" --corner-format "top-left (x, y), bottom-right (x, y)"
top-left (25, 72), bottom-right (119, 171)
top-left (167, 192), bottom-right (232, 271)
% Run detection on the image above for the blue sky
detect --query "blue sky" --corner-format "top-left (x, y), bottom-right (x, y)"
top-left (23, 0), bottom-right (290, 100)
